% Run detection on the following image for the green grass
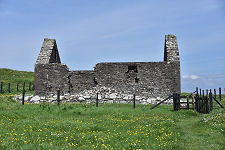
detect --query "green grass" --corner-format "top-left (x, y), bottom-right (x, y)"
top-left (0, 68), bottom-right (34, 94)
top-left (0, 96), bottom-right (224, 150)
top-left (0, 68), bottom-right (224, 149)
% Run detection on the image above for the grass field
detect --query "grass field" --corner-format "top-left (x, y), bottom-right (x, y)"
top-left (0, 68), bottom-right (34, 94)
top-left (0, 69), bottom-right (224, 150)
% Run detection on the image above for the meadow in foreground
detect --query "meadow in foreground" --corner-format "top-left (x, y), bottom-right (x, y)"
top-left (0, 95), bottom-right (224, 150)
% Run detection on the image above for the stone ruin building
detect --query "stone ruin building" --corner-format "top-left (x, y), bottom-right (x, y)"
top-left (34, 34), bottom-right (180, 104)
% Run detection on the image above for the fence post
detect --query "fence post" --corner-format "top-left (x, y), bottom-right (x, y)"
top-left (32, 84), bottom-right (35, 91)
top-left (196, 87), bottom-right (198, 96)
top-left (173, 93), bottom-right (179, 111)
top-left (209, 91), bottom-right (213, 112)
top-left (0, 82), bottom-right (3, 93)
top-left (57, 90), bottom-right (60, 106)
top-left (17, 83), bottom-right (19, 92)
top-left (8, 83), bottom-right (11, 93)
top-left (206, 89), bottom-right (208, 98)
top-left (22, 90), bottom-right (25, 105)
top-left (214, 89), bottom-right (216, 100)
top-left (206, 96), bottom-right (209, 114)
top-left (203, 90), bottom-right (205, 98)
top-left (29, 82), bottom-right (31, 91)
top-left (133, 94), bottom-right (136, 109)
top-left (178, 93), bottom-right (181, 109)
top-left (192, 93), bottom-right (195, 110)
top-left (200, 89), bottom-right (201, 97)
top-left (195, 96), bottom-right (199, 113)
top-left (219, 88), bottom-right (221, 101)
top-left (187, 96), bottom-right (189, 109)
top-left (96, 93), bottom-right (99, 107)
top-left (23, 82), bottom-right (25, 92)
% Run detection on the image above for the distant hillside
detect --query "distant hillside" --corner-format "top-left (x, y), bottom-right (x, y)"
top-left (0, 68), bottom-right (34, 93)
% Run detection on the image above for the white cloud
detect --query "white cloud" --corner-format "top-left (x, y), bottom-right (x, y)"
top-left (182, 75), bottom-right (190, 79)
top-left (182, 72), bottom-right (225, 92)
top-left (182, 75), bottom-right (200, 80)
top-left (190, 75), bottom-right (200, 79)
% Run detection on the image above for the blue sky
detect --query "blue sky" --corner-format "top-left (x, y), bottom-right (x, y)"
top-left (0, 0), bottom-right (225, 92)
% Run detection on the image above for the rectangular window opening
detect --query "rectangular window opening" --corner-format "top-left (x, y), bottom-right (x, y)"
top-left (128, 65), bottom-right (138, 73)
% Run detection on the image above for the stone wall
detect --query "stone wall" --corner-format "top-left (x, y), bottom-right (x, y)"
top-left (94, 61), bottom-right (180, 99)
top-left (69, 70), bottom-right (96, 93)
top-left (34, 34), bottom-right (181, 104)
top-left (34, 64), bottom-right (69, 95)
top-left (164, 35), bottom-right (180, 62)
top-left (36, 38), bottom-right (61, 64)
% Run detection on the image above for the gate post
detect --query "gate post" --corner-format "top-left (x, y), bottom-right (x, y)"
top-left (195, 96), bottom-right (199, 113)
top-left (192, 93), bottom-right (195, 110)
top-left (187, 96), bottom-right (189, 110)
top-left (173, 93), bottom-right (179, 111)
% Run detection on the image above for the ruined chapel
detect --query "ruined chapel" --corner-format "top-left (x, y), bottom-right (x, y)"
top-left (34, 34), bottom-right (180, 103)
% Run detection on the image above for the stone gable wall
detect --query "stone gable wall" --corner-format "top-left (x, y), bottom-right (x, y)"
top-left (34, 63), bottom-right (69, 95)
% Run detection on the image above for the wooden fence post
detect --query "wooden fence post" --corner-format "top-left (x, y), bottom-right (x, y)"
top-left (206, 96), bottom-right (209, 113)
top-left (214, 89), bottom-right (216, 100)
top-left (23, 82), bottom-right (25, 92)
top-left (187, 96), bottom-right (189, 110)
top-left (203, 90), bottom-right (204, 98)
top-left (178, 93), bottom-right (181, 109)
top-left (196, 96), bottom-right (199, 113)
top-left (0, 82), bottom-right (3, 93)
top-left (192, 93), bottom-right (195, 110)
top-left (133, 94), bottom-right (136, 109)
top-left (219, 88), bottom-right (221, 101)
top-left (206, 89), bottom-right (208, 98)
top-left (57, 90), bottom-right (60, 106)
top-left (32, 84), bottom-right (35, 91)
top-left (200, 89), bottom-right (202, 97)
top-left (17, 83), bottom-right (19, 92)
top-left (29, 82), bottom-right (31, 91)
top-left (173, 93), bottom-right (179, 111)
top-left (196, 87), bottom-right (198, 96)
top-left (8, 83), bottom-right (11, 93)
top-left (96, 93), bottom-right (99, 107)
top-left (22, 90), bottom-right (25, 105)
top-left (209, 91), bottom-right (213, 112)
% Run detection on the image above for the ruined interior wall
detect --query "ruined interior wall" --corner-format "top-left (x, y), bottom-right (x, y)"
top-left (94, 61), bottom-right (180, 99)
top-left (34, 64), bottom-right (69, 95)
top-left (69, 70), bottom-right (96, 93)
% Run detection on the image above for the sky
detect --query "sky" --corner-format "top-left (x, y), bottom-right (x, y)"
top-left (0, 0), bottom-right (225, 92)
